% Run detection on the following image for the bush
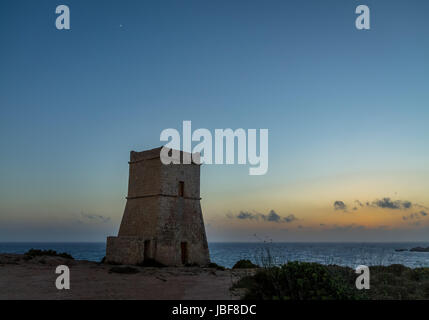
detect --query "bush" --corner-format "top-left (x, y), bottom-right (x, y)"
top-left (24, 249), bottom-right (74, 260)
top-left (207, 262), bottom-right (226, 271)
top-left (233, 259), bottom-right (259, 269)
top-left (371, 264), bottom-right (408, 277)
top-left (365, 265), bottom-right (429, 299)
top-left (235, 261), bottom-right (361, 300)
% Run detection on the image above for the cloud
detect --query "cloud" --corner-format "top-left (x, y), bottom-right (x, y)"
top-left (237, 211), bottom-right (259, 220)
top-left (402, 201), bottom-right (412, 209)
top-left (79, 212), bottom-right (111, 223)
top-left (230, 210), bottom-right (297, 223)
top-left (333, 201), bottom-right (347, 212)
top-left (402, 211), bottom-right (428, 221)
top-left (355, 200), bottom-right (364, 207)
top-left (265, 210), bottom-right (281, 222)
top-left (284, 214), bottom-right (298, 223)
top-left (330, 224), bottom-right (366, 232)
top-left (336, 198), bottom-right (426, 213)
top-left (415, 203), bottom-right (429, 210)
top-left (370, 198), bottom-right (413, 210)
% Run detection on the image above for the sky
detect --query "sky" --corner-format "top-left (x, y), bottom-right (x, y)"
top-left (0, 0), bottom-right (428, 242)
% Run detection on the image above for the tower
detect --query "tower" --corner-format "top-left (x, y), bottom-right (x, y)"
top-left (106, 147), bottom-right (210, 266)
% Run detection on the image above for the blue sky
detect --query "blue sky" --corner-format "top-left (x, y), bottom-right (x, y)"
top-left (0, 0), bottom-right (428, 241)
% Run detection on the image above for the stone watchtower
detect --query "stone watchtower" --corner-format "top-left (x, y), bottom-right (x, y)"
top-left (106, 147), bottom-right (210, 266)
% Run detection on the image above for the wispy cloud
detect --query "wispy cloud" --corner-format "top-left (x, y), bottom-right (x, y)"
top-left (283, 214), bottom-right (298, 223)
top-left (355, 200), bottom-right (364, 207)
top-left (402, 210), bottom-right (428, 221)
top-left (327, 224), bottom-right (367, 232)
top-left (237, 211), bottom-right (259, 220)
top-left (333, 198), bottom-right (426, 213)
top-left (79, 212), bottom-right (111, 224)
top-left (370, 198), bottom-right (412, 210)
top-left (230, 210), bottom-right (298, 223)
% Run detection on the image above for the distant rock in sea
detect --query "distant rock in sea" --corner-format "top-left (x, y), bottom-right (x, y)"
top-left (410, 247), bottom-right (429, 252)
top-left (395, 249), bottom-right (408, 252)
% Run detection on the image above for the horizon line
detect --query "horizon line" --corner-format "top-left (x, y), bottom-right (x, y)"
top-left (1, 241), bottom-right (428, 244)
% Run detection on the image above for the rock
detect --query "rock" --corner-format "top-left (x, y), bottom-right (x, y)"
top-left (410, 247), bottom-right (429, 252)
top-left (108, 266), bottom-right (140, 274)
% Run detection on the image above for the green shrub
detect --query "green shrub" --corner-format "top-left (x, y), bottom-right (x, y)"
top-left (207, 262), bottom-right (226, 271)
top-left (24, 249), bottom-right (74, 260)
top-left (409, 267), bottom-right (429, 282)
top-left (235, 261), bottom-right (361, 300)
top-left (233, 262), bottom-right (429, 300)
top-left (233, 259), bottom-right (259, 269)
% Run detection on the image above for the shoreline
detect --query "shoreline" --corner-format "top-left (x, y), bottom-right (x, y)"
top-left (2, 242), bottom-right (429, 269)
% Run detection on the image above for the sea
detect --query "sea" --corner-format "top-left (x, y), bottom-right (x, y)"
top-left (1, 242), bottom-right (428, 269)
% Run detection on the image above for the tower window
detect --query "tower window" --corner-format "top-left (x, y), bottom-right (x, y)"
top-left (178, 181), bottom-right (184, 197)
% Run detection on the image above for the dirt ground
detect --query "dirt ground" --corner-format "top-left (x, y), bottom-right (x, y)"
top-left (0, 254), bottom-right (250, 300)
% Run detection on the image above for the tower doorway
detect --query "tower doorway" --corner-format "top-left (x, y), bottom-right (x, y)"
top-left (181, 242), bottom-right (188, 265)
top-left (144, 240), bottom-right (150, 260)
